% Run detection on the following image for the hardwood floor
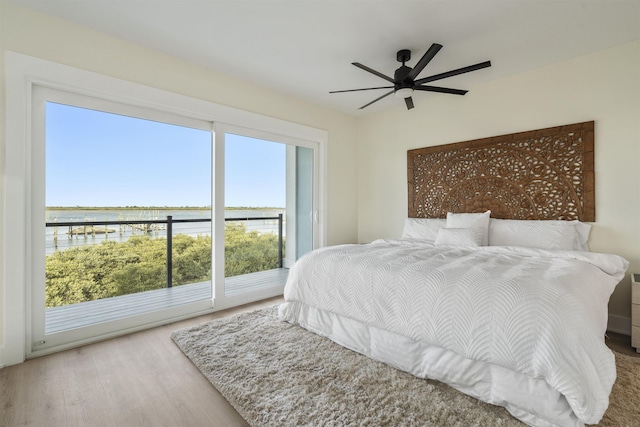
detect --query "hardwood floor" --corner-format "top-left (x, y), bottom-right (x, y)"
top-left (1, 298), bottom-right (637, 427)
top-left (606, 331), bottom-right (640, 356)
top-left (0, 297), bottom-right (283, 427)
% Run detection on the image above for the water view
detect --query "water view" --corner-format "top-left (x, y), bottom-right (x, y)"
top-left (45, 207), bottom-right (285, 255)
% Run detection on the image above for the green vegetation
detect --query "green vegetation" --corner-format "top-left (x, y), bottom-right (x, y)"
top-left (45, 223), bottom-right (282, 308)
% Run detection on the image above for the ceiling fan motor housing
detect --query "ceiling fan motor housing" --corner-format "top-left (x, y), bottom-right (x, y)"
top-left (395, 49), bottom-right (413, 90)
top-left (394, 65), bottom-right (414, 90)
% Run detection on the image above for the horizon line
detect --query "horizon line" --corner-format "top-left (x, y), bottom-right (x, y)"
top-left (46, 205), bottom-right (285, 210)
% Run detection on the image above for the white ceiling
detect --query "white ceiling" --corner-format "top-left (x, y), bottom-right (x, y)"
top-left (13, 0), bottom-right (640, 116)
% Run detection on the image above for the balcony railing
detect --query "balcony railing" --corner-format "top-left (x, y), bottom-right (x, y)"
top-left (45, 214), bottom-right (284, 289)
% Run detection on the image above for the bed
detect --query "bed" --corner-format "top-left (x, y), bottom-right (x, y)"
top-left (278, 122), bottom-right (629, 426)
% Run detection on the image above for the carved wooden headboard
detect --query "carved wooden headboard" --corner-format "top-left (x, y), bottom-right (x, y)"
top-left (407, 121), bottom-right (595, 221)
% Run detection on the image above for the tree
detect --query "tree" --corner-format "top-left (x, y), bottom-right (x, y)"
top-left (45, 225), bottom-right (283, 307)
top-left (224, 223), bottom-right (281, 277)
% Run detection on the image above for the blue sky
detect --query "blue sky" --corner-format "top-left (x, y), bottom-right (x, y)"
top-left (45, 102), bottom-right (286, 208)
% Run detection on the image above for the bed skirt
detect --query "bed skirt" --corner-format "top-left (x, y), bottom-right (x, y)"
top-left (279, 301), bottom-right (583, 427)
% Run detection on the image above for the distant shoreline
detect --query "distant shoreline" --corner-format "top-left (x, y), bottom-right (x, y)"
top-left (46, 206), bottom-right (284, 211)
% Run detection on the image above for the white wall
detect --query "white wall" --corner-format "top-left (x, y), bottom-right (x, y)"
top-left (1, 2), bottom-right (638, 365)
top-left (357, 41), bottom-right (640, 320)
top-left (0, 3), bottom-right (359, 365)
top-left (0, 0), bottom-right (6, 367)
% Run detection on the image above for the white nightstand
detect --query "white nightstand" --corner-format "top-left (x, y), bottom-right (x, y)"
top-left (632, 273), bottom-right (640, 352)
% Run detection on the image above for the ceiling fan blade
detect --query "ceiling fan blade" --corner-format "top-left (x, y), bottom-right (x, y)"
top-left (407, 43), bottom-right (442, 81)
top-left (414, 61), bottom-right (492, 85)
top-left (405, 96), bottom-right (415, 110)
top-left (415, 85), bottom-right (468, 95)
top-left (329, 86), bottom-right (394, 94)
top-left (358, 90), bottom-right (394, 109)
top-left (352, 63), bottom-right (395, 83)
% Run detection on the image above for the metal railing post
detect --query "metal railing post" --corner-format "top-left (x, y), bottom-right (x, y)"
top-left (278, 213), bottom-right (283, 268)
top-left (167, 215), bottom-right (173, 288)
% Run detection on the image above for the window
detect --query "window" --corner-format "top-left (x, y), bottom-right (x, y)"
top-left (220, 129), bottom-right (317, 302)
top-left (31, 86), bottom-right (215, 350)
top-left (4, 52), bottom-right (326, 361)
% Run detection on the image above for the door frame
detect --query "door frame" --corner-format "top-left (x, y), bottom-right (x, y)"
top-left (212, 123), bottom-right (321, 310)
top-left (3, 51), bottom-right (327, 364)
top-left (29, 86), bottom-right (216, 354)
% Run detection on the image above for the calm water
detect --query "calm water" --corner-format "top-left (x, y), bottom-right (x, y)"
top-left (45, 208), bottom-right (285, 255)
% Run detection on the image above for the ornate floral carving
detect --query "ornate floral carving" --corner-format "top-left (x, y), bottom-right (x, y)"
top-left (408, 122), bottom-right (595, 221)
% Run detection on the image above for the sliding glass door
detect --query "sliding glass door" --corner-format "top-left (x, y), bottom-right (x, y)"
top-left (31, 86), bottom-right (215, 353)
top-left (27, 87), bottom-right (321, 355)
top-left (213, 124), bottom-right (319, 309)
top-left (4, 52), bottom-right (327, 363)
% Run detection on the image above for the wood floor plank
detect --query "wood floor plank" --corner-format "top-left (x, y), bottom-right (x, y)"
top-left (16, 353), bottom-right (68, 426)
top-left (1, 297), bottom-right (279, 427)
top-left (0, 362), bottom-right (26, 426)
top-left (61, 350), bottom-right (112, 427)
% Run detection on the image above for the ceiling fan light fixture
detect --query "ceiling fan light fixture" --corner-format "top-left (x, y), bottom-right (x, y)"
top-left (395, 88), bottom-right (414, 99)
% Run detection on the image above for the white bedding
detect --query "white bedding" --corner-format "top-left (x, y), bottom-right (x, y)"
top-left (278, 239), bottom-right (629, 427)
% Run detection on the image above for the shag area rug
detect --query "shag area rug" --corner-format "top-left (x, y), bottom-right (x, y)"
top-left (171, 306), bottom-right (639, 427)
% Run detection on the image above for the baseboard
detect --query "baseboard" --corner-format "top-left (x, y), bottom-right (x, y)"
top-left (607, 314), bottom-right (631, 336)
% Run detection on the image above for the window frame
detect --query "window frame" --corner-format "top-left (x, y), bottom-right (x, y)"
top-left (212, 123), bottom-right (320, 310)
top-left (30, 86), bottom-right (217, 353)
top-left (4, 51), bottom-right (327, 364)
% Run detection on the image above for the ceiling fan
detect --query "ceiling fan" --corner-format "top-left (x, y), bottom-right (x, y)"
top-left (330, 43), bottom-right (491, 110)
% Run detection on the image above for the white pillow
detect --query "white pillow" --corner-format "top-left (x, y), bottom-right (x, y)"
top-left (446, 211), bottom-right (491, 246)
top-left (435, 227), bottom-right (483, 247)
top-left (573, 221), bottom-right (592, 251)
top-left (401, 218), bottom-right (447, 242)
top-left (488, 219), bottom-right (591, 251)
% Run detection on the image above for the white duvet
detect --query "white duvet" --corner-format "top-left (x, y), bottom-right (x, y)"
top-left (278, 239), bottom-right (629, 427)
